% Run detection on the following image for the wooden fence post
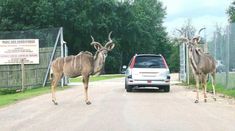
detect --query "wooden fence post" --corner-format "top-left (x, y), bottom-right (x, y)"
top-left (21, 59), bottom-right (25, 92)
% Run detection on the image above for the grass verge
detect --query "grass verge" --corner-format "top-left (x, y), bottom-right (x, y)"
top-left (69, 74), bottom-right (124, 82)
top-left (0, 74), bottom-right (124, 108)
top-left (0, 86), bottom-right (70, 108)
top-left (184, 82), bottom-right (235, 98)
top-left (207, 83), bottom-right (235, 98)
top-left (0, 87), bottom-right (51, 107)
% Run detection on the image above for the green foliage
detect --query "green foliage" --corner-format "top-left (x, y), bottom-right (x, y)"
top-left (0, 0), bottom-right (177, 73)
top-left (168, 39), bottom-right (180, 72)
top-left (227, 1), bottom-right (235, 23)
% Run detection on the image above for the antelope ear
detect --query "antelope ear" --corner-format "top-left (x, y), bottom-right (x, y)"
top-left (91, 43), bottom-right (103, 50)
top-left (105, 43), bottom-right (115, 51)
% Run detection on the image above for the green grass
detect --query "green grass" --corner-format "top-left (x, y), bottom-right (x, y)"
top-left (207, 83), bottom-right (235, 98)
top-left (216, 72), bottom-right (235, 89)
top-left (185, 72), bottom-right (235, 98)
top-left (0, 86), bottom-right (72, 108)
top-left (0, 74), bottom-right (124, 108)
top-left (212, 72), bottom-right (235, 97)
top-left (0, 87), bottom-right (51, 107)
top-left (186, 82), bottom-right (235, 98)
top-left (69, 74), bottom-right (124, 82)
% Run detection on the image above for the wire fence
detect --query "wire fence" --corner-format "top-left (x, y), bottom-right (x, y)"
top-left (178, 23), bottom-right (235, 89)
top-left (0, 27), bottom-right (63, 89)
top-left (207, 23), bottom-right (235, 89)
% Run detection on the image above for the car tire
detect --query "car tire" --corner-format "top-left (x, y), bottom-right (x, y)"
top-left (163, 86), bottom-right (170, 92)
top-left (125, 79), bottom-right (132, 92)
top-left (125, 83), bottom-right (132, 92)
top-left (126, 86), bottom-right (132, 92)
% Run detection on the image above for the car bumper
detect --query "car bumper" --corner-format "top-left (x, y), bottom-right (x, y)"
top-left (126, 78), bottom-right (170, 87)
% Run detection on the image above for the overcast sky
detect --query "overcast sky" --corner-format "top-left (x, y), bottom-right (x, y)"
top-left (160, 0), bottom-right (233, 39)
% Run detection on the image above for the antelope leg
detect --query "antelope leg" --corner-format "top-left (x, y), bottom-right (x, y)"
top-left (211, 73), bottom-right (216, 101)
top-left (195, 75), bottom-right (200, 103)
top-left (83, 75), bottom-right (91, 105)
top-left (51, 73), bottom-right (62, 105)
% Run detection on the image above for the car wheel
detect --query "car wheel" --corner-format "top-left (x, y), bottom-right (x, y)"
top-left (164, 86), bottom-right (170, 92)
top-left (126, 86), bottom-right (132, 92)
top-left (125, 78), bottom-right (132, 92)
top-left (125, 83), bottom-right (132, 92)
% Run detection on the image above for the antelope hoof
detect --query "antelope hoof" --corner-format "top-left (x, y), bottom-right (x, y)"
top-left (204, 99), bottom-right (207, 103)
top-left (213, 98), bottom-right (217, 101)
top-left (194, 100), bottom-right (199, 103)
top-left (86, 101), bottom-right (92, 105)
top-left (52, 100), bottom-right (58, 105)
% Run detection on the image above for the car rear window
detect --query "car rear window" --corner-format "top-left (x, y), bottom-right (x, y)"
top-left (134, 56), bottom-right (165, 68)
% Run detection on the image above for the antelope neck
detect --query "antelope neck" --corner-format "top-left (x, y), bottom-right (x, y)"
top-left (93, 49), bottom-right (106, 75)
top-left (190, 46), bottom-right (201, 73)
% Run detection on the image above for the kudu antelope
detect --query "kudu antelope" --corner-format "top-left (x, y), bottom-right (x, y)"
top-left (177, 28), bottom-right (217, 103)
top-left (50, 32), bottom-right (115, 105)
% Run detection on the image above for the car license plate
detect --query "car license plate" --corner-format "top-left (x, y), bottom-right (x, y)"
top-left (147, 80), bottom-right (152, 83)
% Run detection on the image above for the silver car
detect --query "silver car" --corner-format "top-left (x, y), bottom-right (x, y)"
top-left (124, 54), bottom-right (170, 92)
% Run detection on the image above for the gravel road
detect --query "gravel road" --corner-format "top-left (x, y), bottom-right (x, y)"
top-left (0, 74), bottom-right (235, 131)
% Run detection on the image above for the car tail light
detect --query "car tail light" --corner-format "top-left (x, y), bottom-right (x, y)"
top-left (161, 56), bottom-right (168, 68)
top-left (130, 56), bottom-right (136, 69)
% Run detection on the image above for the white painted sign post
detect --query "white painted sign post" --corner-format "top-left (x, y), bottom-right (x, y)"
top-left (21, 59), bottom-right (25, 91)
top-left (0, 39), bottom-right (39, 91)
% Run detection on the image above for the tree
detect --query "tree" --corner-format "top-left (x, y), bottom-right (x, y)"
top-left (168, 39), bottom-right (180, 72)
top-left (174, 19), bottom-right (196, 39)
top-left (227, 1), bottom-right (235, 23)
top-left (0, 0), bottom-right (172, 73)
top-left (115, 0), bottom-right (171, 66)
